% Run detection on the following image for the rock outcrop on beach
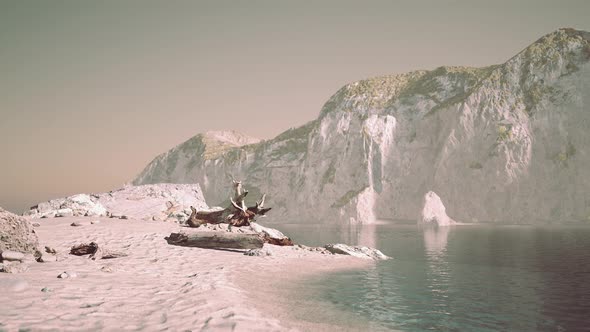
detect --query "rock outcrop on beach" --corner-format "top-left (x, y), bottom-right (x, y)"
top-left (26, 184), bottom-right (209, 223)
top-left (0, 207), bottom-right (40, 273)
top-left (0, 207), bottom-right (39, 255)
top-left (418, 191), bottom-right (455, 226)
top-left (134, 29), bottom-right (590, 224)
top-left (27, 194), bottom-right (107, 219)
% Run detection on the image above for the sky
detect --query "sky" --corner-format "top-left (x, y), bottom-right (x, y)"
top-left (1, 0), bottom-right (589, 213)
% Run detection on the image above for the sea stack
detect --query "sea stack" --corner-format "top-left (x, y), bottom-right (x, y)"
top-left (418, 191), bottom-right (455, 227)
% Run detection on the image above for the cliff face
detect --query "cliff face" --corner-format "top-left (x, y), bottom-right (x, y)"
top-left (134, 29), bottom-right (590, 224)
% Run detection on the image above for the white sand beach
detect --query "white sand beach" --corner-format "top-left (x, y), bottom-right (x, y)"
top-left (0, 217), bottom-right (383, 331)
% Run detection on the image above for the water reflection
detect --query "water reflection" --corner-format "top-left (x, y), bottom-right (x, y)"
top-left (296, 224), bottom-right (590, 331)
top-left (277, 221), bottom-right (378, 248)
top-left (423, 226), bottom-right (451, 259)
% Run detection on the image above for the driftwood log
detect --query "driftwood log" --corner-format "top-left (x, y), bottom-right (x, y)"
top-left (166, 232), bottom-right (264, 249)
top-left (188, 179), bottom-right (272, 227)
top-left (70, 242), bottom-right (128, 260)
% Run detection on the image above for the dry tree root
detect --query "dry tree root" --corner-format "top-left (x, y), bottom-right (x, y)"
top-left (69, 242), bottom-right (127, 260)
top-left (188, 179), bottom-right (272, 228)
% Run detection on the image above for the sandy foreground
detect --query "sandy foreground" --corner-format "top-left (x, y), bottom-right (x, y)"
top-left (0, 217), bottom-right (387, 331)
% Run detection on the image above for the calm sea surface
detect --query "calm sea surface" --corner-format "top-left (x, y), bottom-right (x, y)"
top-left (276, 223), bottom-right (590, 332)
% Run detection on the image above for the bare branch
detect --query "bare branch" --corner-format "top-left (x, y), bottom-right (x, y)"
top-left (232, 179), bottom-right (243, 197)
top-left (230, 197), bottom-right (246, 212)
top-left (256, 194), bottom-right (267, 209)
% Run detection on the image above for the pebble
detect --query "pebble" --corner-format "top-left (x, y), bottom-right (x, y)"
top-left (41, 287), bottom-right (52, 292)
top-left (71, 221), bottom-right (91, 227)
top-left (57, 271), bottom-right (77, 279)
top-left (32, 222), bottom-right (41, 227)
top-left (91, 220), bottom-right (100, 224)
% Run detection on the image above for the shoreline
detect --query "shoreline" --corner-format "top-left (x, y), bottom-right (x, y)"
top-left (233, 253), bottom-right (391, 331)
top-left (0, 217), bottom-right (385, 331)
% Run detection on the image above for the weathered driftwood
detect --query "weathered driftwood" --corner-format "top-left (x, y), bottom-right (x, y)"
top-left (69, 242), bottom-right (127, 260)
top-left (166, 232), bottom-right (264, 249)
top-left (188, 179), bottom-right (272, 227)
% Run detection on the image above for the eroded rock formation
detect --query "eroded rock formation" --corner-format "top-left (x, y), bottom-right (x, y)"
top-left (134, 29), bottom-right (590, 224)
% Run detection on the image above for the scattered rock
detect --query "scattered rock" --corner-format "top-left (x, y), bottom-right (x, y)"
top-left (418, 191), bottom-right (455, 227)
top-left (28, 194), bottom-right (107, 219)
top-left (40, 211), bottom-right (57, 218)
top-left (32, 223), bottom-right (41, 227)
top-left (41, 287), bottom-right (52, 292)
top-left (324, 244), bottom-right (390, 260)
top-left (58, 271), bottom-right (77, 279)
top-left (90, 220), bottom-right (100, 224)
top-left (1, 250), bottom-right (25, 262)
top-left (55, 208), bottom-right (74, 218)
top-left (71, 221), bottom-right (92, 227)
top-left (120, 215), bottom-right (128, 220)
top-left (244, 248), bottom-right (273, 256)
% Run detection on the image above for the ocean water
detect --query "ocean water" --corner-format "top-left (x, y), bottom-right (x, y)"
top-left (277, 223), bottom-right (590, 332)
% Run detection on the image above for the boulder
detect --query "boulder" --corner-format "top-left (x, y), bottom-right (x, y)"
top-left (0, 207), bottom-right (40, 259)
top-left (40, 211), bottom-right (57, 219)
top-left (418, 191), bottom-right (455, 227)
top-left (66, 194), bottom-right (107, 216)
top-left (1, 251), bottom-right (25, 262)
top-left (249, 222), bottom-right (293, 246)
top-left (324, 244), bottom-right (390, 260)
top-left (55, 208), bottom-right (74, 217)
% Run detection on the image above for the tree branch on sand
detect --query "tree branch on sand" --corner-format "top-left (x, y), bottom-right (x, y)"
top-left (187, 179), bottom-right (272, 227)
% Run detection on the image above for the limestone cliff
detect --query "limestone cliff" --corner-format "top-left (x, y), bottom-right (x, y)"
top-left (134, 29), bottom-right (590, 224)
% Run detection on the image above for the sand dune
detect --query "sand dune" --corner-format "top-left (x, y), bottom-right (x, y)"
top-left (0, 217), bottom-right (383, 331)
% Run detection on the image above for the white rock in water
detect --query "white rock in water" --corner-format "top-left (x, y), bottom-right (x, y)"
top-left (324, 244), bottom-right (390, 260)
top-left (418, 191), bottom-right (455, 226)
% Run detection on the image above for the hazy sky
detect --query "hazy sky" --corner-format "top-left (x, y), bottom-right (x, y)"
top-left (1, 0), bottom-right (589, 213)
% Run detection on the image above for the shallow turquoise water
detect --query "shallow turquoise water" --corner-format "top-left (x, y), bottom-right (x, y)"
top-left (277, 223), bottom-right (590, 332)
